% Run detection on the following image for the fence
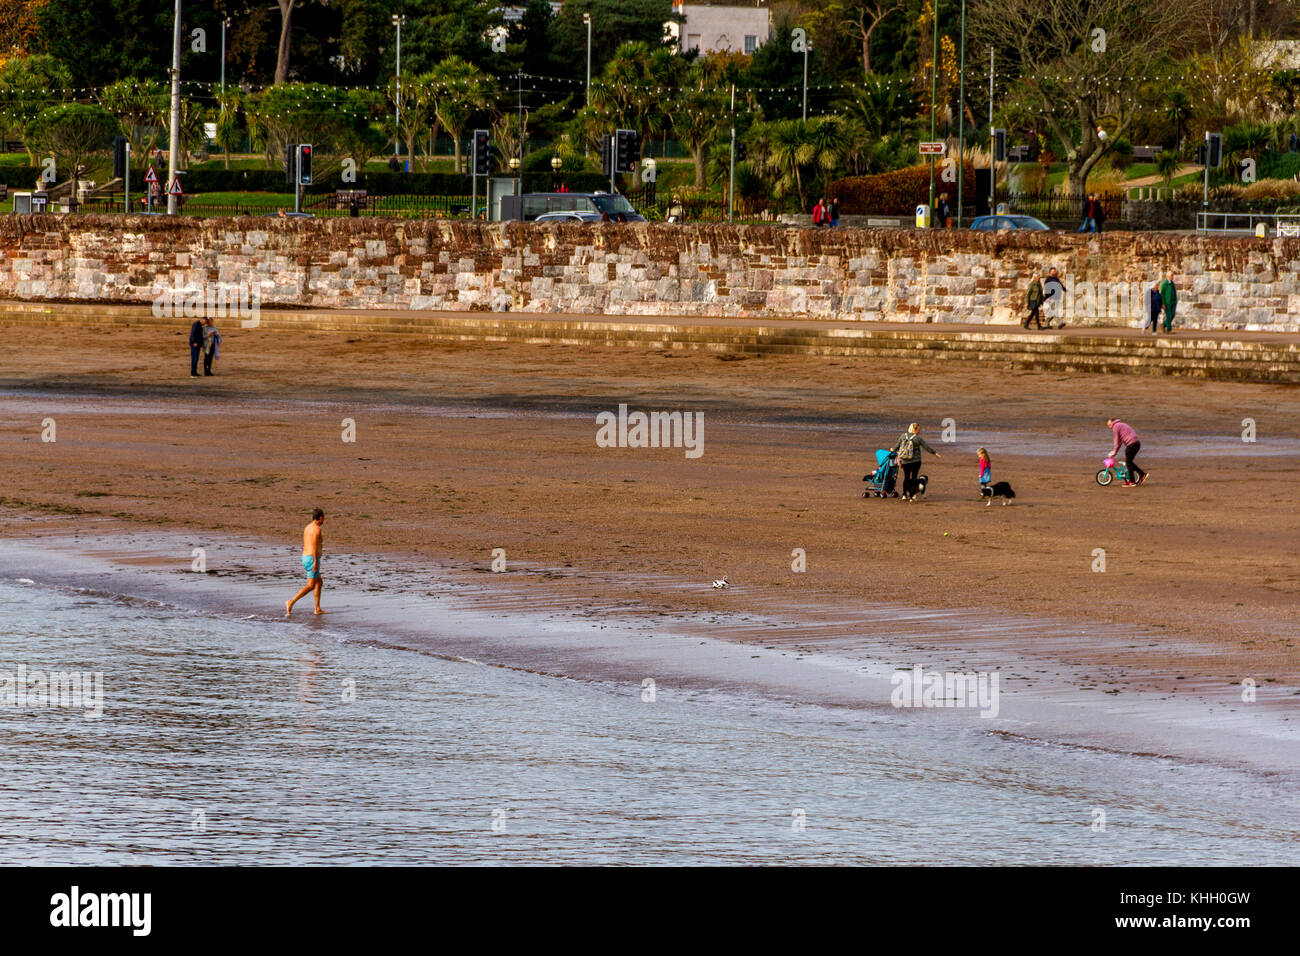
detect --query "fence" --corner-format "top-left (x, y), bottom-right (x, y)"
top-left (1003, 193), bottom-right (1125, 225)
top-left (76, 193), bottom-right (476, 218)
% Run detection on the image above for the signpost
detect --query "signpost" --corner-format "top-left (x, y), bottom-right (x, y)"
top-left (144, 166), bottom-right (159, 212)
top-left (919, 142), bottom-right (947, 156)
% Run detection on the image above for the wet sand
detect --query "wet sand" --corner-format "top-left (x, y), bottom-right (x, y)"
top-left (1, 323), bottom-right (1298, 702)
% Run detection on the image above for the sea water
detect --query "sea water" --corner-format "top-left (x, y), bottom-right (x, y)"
top-left (0, 576), bottom-right (1294, 865)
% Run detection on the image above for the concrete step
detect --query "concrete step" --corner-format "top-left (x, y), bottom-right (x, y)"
top-left (3, 301), bottom-right (1297, 383)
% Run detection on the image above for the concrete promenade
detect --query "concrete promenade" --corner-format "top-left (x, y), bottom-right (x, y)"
top-left (3, 299), bottom-right (1299, 383)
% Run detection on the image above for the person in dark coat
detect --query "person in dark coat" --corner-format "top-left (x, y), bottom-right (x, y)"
top-left (189, 318), bottom-right (205, 377)
top-left (1145, 281), bottom-right (1164, 333)
top-left (1077, 192), bottom-right (1105, 233)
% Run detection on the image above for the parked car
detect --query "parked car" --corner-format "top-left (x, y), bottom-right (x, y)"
top-left (502, 191), bottom-right (645, 222)
top-left (534, 211), bottom-right (604, 223)
top-left (970, 214), bottom-right (1049, 231)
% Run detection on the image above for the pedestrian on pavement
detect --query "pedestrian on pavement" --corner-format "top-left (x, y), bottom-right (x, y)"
top-left (1159, 270), bottom-right (1178, 332)
top-left (1145, 281), bottom-right (1164, 333)
top-left (1077, 192), bottom-right (1105, 233)
top-left (1042, 267), bottom-right (1067, 327)
top-left (1024, 274), bottom-right (1045, 329)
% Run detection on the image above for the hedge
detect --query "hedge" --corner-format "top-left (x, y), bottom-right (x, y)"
top-left (830, 162), bottom-right (977, 216)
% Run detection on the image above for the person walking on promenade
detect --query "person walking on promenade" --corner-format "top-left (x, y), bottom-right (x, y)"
top-left (1106, 418), bottom-right (1147, 487)
top-left (1077, 192), bottom-right (1105, 233)
top-left (1159, 271), bottom-right (1178, 332)
top-left (829, 196), bottom-right (840, 228)
top-left (891, 423), bottom-right (941, 501)
top-left (1042, 267), bottom-right (1067, 327)
top-left (1024, 274), bottom-right (1045, 329)
top-left (1145, 281), bottom-right (1164, 333)
top-left (188, 316), bottom-right (205, 378)
top-left (935, 192), bottom-right (951, 228)
top-left (286, 508), bottom-right (327, 616)
top-left (201, 316), bottom-right (221, 376)
top-left (812, 197), bottom-right (826, 227)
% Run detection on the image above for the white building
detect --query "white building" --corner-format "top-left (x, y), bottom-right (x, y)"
top-left (665, 1), bottom-right (771, 55)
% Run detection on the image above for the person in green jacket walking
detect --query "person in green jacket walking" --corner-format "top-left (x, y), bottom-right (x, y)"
top-left (1159, 271), bottom-right (1177, 332)
top-left (1023, 275), bottom-right (1045, 329)
top-left (891, 422), bottom-right (942, 501)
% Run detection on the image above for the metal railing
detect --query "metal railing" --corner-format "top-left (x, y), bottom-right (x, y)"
top-left (1195, 211), bottom-right (1300, 235)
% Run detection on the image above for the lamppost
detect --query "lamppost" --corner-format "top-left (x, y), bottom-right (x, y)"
top-left (392, 14), bottom-right (405, 160)
top-left (956, 0), bottom-right (966, 226)
top-left (927, 0), bottom-right (939, 210)
top-left (220, 18), bottom-right (230, 95)
top-left (551, 154), bottom-right (562, 190)
top-left (166, 0), bottom-right (182, 215)
top-left (802, 37), bottom-right (811, 121)
top-left (583, 13), bottom-right (592, 107)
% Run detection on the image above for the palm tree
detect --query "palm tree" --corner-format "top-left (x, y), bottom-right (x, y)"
top-left (1155, 150), bottom-right (1181, 193)
top-left (426, 57), bottom-right (493, 173)
top-left (1165, 90), bottom-right (1192, 154)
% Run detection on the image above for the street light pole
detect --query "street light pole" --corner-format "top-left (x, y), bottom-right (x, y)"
top-left (928, 0), bottom-right (939, 210)
top-left (584, 13), bottom-right (592, 107)
top-left (393, 15), bottom-right (405, 159)
top-left (220, 18), bottom-right (229, 95)
top-left (166, 0), bottom-right (183, 215)
top-left (729, 84), bottom-right (736, 223)
top-left (957, 0), bottom-right (966, 226)
top-left (802, 40), bottom-right (810, 121)
top-left (988, 47), bottom-right (994, 215)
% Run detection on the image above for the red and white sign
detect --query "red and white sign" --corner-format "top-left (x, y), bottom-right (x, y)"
top-left (919, 141), bottom-right (947, 156)
top-left (167, 178), bottom-right (183, 196)
top-left (143, 166), bottom-right (158, 183)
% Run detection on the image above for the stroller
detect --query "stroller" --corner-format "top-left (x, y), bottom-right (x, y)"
top-left (862, 449), bottom-right (900, 498)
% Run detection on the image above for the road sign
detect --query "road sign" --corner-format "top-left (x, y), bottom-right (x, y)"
top-left (919, 141), bottom-right (947, 156)
top-left (168, 178), bottom-right (183, 196)
top-left (144, 166), bottom-right (158, 183)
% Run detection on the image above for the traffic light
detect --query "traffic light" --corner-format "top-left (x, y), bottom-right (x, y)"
top-left (992, 128), bottom-right (1007, 163)
top-left (1205, 132), bottom-right (1222, 169)
top-left (113, 136), bottom-right (129, 179)
top-left (615, 129), bottom-right (640, 174)
top-left (297, 144), bottom-right (313, 185)
top-left (473, 130), bottom-right (490, 175)
top-left (1194, 143), bottom-right (1206, 165)
top-left (284, 144), bottom-right (295, 185)
top-left (600, 134), bottom-right (612, 177)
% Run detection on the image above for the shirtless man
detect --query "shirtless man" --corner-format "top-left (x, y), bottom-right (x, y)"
top-left (286, 508), bottom-right (326, 616)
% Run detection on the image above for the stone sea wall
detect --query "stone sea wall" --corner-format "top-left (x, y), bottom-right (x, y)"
top-left (0, 215), bottom-right (1297, 330)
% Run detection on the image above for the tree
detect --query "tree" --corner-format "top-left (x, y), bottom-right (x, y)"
top-left (548, 0), bottom-right (675, 80)
top-left (971, 0), bottom-right (1199, 199)
top-left (671, 57), bottom-right (735, 188)
top-left (24, 103), bottom-right (115, 209)
top-left (1154, 150), bottom-right (1181, 192)
top-left (425, 56), bottom-right (492, 173)
top-left (34, 0), bottom-right (172, 88)
top-left (99, 79), bottom-right (169, 169)
top-left (0, 54), bottom-right (71, 164)
top-left (246, 83), bottom-right (350, 180)
top-left (750, 116), bottom-right (849, 211)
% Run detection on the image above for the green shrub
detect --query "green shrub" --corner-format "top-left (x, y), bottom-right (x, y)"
top-left (830, 162), bottom-right (976, 215)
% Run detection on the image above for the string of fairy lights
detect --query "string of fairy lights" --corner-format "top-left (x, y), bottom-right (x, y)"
top-left (1, 66), bottom-right (1293, 125)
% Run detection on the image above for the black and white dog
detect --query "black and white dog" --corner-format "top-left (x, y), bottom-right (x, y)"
top-left (980, 481), bottom-right (1016, 506)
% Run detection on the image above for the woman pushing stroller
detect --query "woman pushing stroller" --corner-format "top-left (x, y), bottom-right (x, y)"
top-left (891, 423), bottom-right (941, 501)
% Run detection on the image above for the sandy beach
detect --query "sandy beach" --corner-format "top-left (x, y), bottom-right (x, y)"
top-left (2, 321), bottom-right (1298, 707)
